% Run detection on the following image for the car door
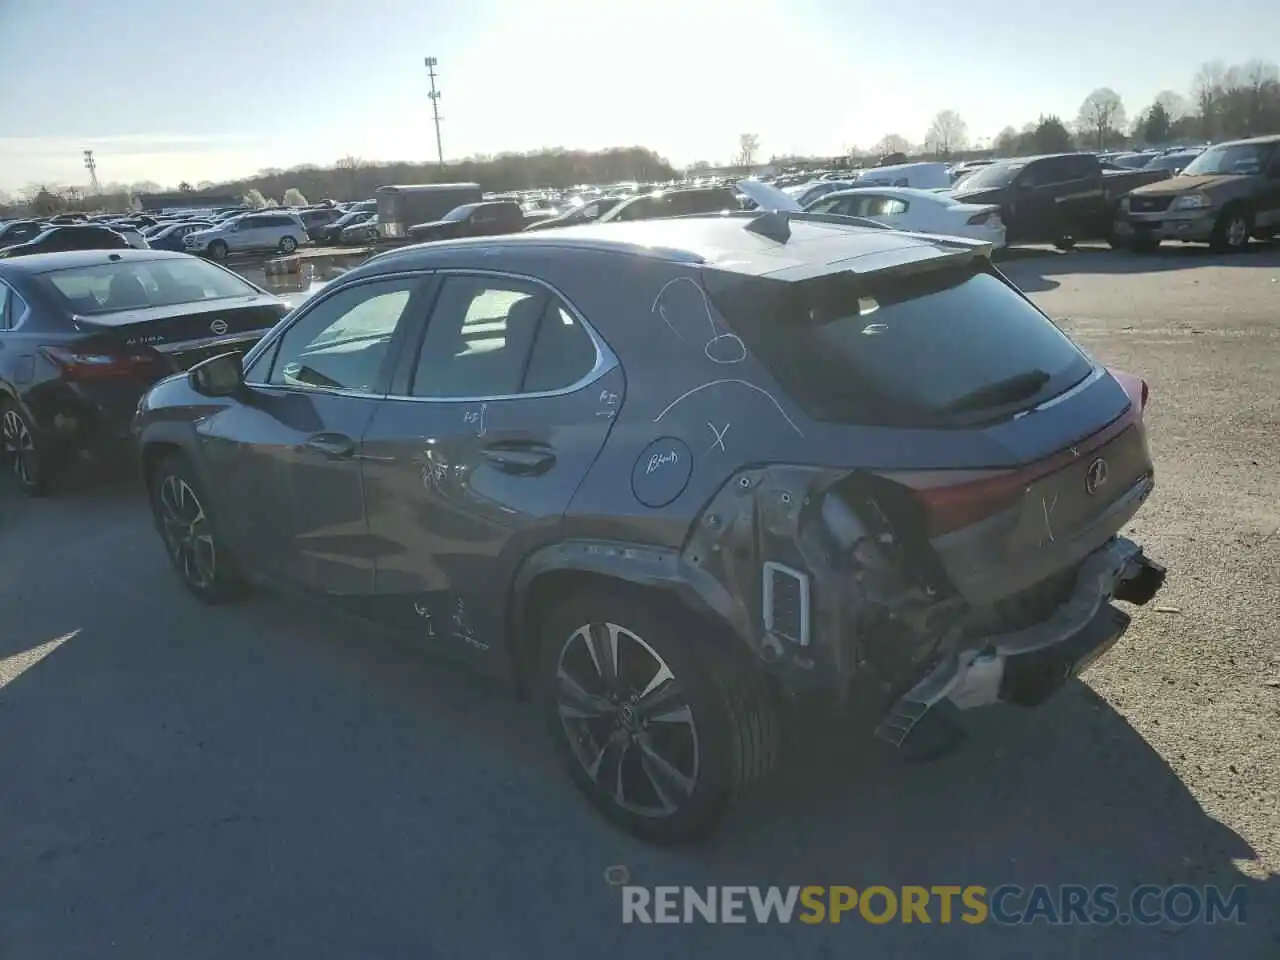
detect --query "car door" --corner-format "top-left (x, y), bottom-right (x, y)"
top-left (1262, 148), bottom-right (1280, 229)
top-left (1008, 159), bottom-right (1064, 242)
top-left (198, 273), bottom-right (432, 594)
top-left (358, 270), bottom-right (619, 669)
top-left (226, 217), bottom-right (259, 251)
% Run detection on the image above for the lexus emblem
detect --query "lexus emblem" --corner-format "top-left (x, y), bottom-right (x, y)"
top-left (1085, 457), bottom-right (1109, 495)
top-left (209, 318), bottom-right (228, 336)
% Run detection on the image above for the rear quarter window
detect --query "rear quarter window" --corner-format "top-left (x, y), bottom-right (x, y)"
top-left (707, 265), bottom-right (1092, 427)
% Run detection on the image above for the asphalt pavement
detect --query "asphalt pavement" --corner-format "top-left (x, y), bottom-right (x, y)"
top-left (1, 244), bottom-right (1278, 958)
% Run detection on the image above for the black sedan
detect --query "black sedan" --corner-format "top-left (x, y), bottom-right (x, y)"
top-left (0, 225), bottom-right (131, 258)
top-left (0, 220), bottom-right (48, 249)
top-left (147, 221), bottom-right (215, 252)
top-left (0, 249), bottom-right (289, 494)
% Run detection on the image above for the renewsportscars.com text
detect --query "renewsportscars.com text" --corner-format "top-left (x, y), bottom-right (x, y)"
top-left (621, 885), bottom-right (1248, 926)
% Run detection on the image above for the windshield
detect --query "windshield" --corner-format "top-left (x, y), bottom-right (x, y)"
top-left (955, 163), bottom-right (1025, 190)
top-left (1181, 142), bottom-right (1272, 176)
top-left (442, 204), bottom-right (481, 221)
top-left (42, 257), bottom-right (260, 315)
top-left (1147, 153), bottom-right (1199, 171)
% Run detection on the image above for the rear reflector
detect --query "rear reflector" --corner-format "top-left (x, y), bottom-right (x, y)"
top-left (41, 345), bottom-right (171, 382)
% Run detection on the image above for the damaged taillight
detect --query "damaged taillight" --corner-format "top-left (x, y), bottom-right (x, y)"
top-left (894, 469), bottom-right (1029, 537)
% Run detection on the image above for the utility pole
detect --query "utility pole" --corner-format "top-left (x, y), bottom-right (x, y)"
top-left (83, 149), bottom-right (100, 193)
top-left (424, 57), bottom-right (444, 170)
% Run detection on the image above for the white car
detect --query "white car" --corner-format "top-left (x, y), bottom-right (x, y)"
top-left (805, 187), bottom-right (1006, 248)
top-left (185, 211), bottom-right (310, 260)
top-left (736, 180), bottom-right (1006, 249)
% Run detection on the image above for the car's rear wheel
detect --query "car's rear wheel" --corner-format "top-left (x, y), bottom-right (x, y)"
top-left (1, 401), bottom-right (53, 497)
top-left (1131, 236), bottom-right (1161, 254)
top-left (147, 453), bottom-right (246, 603)
top-left (207, 240), bottom-right (229, 261)
top-left (1209, 208), bottom-right (1251, 254)
top-left (1053, 237), bottom-right (1076, 251)
top-left (538, 587), bottom-right (777, 844)
top-left (279, 236), bottom-right (298, 254)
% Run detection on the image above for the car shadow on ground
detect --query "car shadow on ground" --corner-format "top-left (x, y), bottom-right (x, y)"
top-left (1000, 241), bottom-right (1280, 293)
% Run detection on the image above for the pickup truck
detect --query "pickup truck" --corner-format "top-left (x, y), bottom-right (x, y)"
top-left (406, 200), bottom-right (528, 243)
top-left (950, 152), bottom-right (1171, 248)
top-left (1114, 135), bottom-right (1280, 253)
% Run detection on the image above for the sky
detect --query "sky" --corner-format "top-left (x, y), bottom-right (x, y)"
top-left (1, 0), bottom-right (1277, 193)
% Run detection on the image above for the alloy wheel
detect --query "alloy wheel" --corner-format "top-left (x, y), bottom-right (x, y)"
top-left (157, 474), bottom-right (217, 589)
top-left (1226, 215), bottom-right (1248, 248)
top-left (554, 621), bottom-right (700, 818)
top-left (1, 409), bottom-right (37, 488)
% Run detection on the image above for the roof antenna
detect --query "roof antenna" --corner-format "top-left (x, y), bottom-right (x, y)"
top-left (744, 210), bottom-right (791, 243)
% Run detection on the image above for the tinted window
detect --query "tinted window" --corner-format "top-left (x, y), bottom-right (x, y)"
top-left (522, 303), bottom-right (598, 393)
top-left (44, 258), bottom-right (259, 314)
top-left (0, 281), bottom-right (28, 330)
top-left (411, 276), bottom-right (589, 398)
top-left (707, 266), bottom-right (1091, 427)
top-left (266, 278), bottom-right (418, 391)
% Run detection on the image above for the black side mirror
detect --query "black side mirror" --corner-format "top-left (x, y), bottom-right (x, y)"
top-left (188, 351), bottom-right (244, 397)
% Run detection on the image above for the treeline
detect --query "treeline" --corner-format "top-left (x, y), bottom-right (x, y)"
top-left (866, 58), bottom-right (1280, 162)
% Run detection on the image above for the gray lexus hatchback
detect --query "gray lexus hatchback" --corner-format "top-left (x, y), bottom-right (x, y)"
top-left (133, 212), bottom-right (1166, 843)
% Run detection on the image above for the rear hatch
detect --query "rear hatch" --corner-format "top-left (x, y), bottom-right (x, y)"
top-left (704, 258), bottom-right (1153, 606)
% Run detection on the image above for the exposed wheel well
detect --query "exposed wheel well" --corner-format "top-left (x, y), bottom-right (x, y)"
top-left (140, 442), bottom-right (184, 491)
top-left (510, 569), bottom-right (697, 696)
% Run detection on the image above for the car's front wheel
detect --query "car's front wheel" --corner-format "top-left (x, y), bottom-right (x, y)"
top-left (279, 235), bottom-right (298, 254)
top-left (207, 240), bottom-right (229, 261)
top-left (1209, 208), bottom-right (1252, 254)
top-left (539, 587), bottom-right (777, 844)
top-left (147, 453), bottom-right (245, 603)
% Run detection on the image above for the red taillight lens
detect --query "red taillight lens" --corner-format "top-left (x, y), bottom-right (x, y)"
top-left (900, 470), bottom-right (1028, 536)
top-left (41, 345), bottom-right (170, 382)
top-left (1140, 379), bottom-right (1149, 410)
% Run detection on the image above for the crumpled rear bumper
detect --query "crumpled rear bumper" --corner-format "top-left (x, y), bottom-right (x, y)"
top-left (876, 536), bottom-right (1166, 747)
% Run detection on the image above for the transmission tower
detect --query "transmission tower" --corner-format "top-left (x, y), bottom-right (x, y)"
top-left (424, 57), bottom-right (444, 168)
top-left (83, 150), bottom-right (100, 193)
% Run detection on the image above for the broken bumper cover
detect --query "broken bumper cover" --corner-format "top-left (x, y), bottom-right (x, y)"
top-left (876, 537), bottom-right (1165, 747)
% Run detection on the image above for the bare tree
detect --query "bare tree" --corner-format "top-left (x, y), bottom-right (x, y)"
top-left (924, 110), bottom-right (968, 157)
top-left (178, 181), bottom-right (194, 193)
top-left (1192, 61), bottom-right (1226, 138)
top-left (335, 155), bottom-right (365, 199)
top-left (282, 187), bottom-right (308, 207)
top-left (1076, 88), bottom-right (1127, 150)
top-left (242, 188), bottom-right (267, 209)
top-left (873, 133), bottom-right (911, 156)
top-left (1154, 90), bottom-right (1189, 120)
top-left (736, 133), bottom-right (760, 170)
top-left (992, 126), bottom-right (1019, 156)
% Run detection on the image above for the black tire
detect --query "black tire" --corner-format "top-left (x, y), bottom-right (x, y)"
top-left (208, 240), bottom-right (229, 261)
top-left (1131, 236), bottom-right (1161, 254)
top-left (1209, 207), bottom-right (1252, 254)
top-left (537, 586), bottom-right (778, 844)
top-left (1053, 237), bottom-right (1076, 251)
top-left (0, 400), bottom-right (55, 497)
top-left (146, 452), bottom-right (247, 603)
top-left (279, 235), bottom-right (298, 254)
top-left (1107, 235), bottom-right (1130, 250)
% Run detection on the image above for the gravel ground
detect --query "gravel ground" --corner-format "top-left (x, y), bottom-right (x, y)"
top-left (0, 244), bottom-right (1277, 958)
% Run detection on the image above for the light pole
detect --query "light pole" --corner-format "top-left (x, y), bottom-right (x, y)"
top-left (424, 57), bottom-right (444, 169)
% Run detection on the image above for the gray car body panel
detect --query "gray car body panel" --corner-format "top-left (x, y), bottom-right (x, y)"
top-left (135, 215), bottom-right (1159, 702)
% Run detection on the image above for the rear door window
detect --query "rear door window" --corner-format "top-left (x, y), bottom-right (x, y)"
top-left (707, 266), bottom-right (1092, 427)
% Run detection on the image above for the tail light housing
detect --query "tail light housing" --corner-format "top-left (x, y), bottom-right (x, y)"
top-left (967, 210), bottom-right (1002, 226)
top-left (41, 345), bottom-right (171, 382)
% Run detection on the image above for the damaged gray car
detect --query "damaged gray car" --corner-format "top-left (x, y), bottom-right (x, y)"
top-left (132, 211), bottom-right (1166, 844)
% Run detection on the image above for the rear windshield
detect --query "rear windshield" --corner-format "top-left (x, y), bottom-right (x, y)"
top-left (42, 258), bottom-right (260, 315)
top-left (707, 265), bottom-right (1091, 427)
top-left (955, 162), bottom-right (1024, 190)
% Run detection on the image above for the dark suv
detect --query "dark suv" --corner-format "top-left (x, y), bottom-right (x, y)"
top-left (133, 214), bottom-right (1166, 843)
